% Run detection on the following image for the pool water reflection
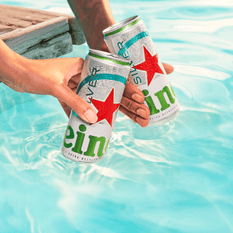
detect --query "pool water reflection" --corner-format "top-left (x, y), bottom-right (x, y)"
top-left (0, 0), bottom-right (233, 232)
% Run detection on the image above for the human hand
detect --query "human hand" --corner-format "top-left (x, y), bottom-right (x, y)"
top-left (117, 63), bottom-right (174, 127)
top-left (0, 40), bottom-right (98, 124)
top-left (67, 0), bottom-right (174, 127)
top-left (33, 57), bottom-right (173, 128)
top-left (26, 58), bottom-right (99, 123)
top-left (98, 44), bottom-right (174, 127)
top-left (60, 58), bottom-right (173, 128)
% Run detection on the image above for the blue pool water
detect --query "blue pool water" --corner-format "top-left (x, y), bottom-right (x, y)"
top-left (1, 0), bottom-right (233, 232)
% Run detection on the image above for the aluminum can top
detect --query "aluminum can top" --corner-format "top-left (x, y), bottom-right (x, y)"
top-left (103, 16), bottom-right (140, 38)
top-left (89, 49), bottom-right (130, 66)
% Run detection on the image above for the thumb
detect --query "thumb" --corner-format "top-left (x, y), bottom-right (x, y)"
top-left (54, 84), bottom-right (98, 123)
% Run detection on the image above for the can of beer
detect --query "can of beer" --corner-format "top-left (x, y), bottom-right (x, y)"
top-left (103, 15), bottom-right (180, 125)
top-left (61, 49), bottom-right (130, 163)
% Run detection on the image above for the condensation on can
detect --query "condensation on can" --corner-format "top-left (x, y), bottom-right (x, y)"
top-left (61, 49), bottom-right (130, 163)
top-left (103, 15), bottom-right (180, 125)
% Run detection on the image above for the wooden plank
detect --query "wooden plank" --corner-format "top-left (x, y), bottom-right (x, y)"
top-left (0, 4), bottom-right (86, 50)
top-left (21, 32), bottom-right (73, 59)
top-left (0, 4), bottom-right (87, 84)
top-left (1, 17), bottom-right (71, 54)
top-left (67, 17), bottom-right (85, 46)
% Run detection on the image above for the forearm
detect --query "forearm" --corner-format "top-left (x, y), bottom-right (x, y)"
top-left (0, 39), bottom-right (67, 94)
top-left (0, 39), bottom-right (29, 91)
top-left (67, 0), bottom-right (115, 50)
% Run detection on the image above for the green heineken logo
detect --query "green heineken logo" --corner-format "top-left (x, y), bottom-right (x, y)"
top-left (143, 85), bottom-right (176, 115)
top-left (63, 124), bottom-right (110, 157)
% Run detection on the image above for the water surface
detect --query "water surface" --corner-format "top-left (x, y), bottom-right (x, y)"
top-left (0, 0), bottom-right (233, 232)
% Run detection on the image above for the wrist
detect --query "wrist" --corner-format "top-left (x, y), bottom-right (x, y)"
top-left (0, 42), bottom-right (30, 91)
top-left (68, 0), bottom-right (115, 50)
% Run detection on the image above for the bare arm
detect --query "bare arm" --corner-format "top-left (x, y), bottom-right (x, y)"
top-left (0, 39), bottom-right (97, 123)
top-left (67, 0), bottom-right (174, 127)
top-left (67, 0), bottom-right (174, 74)
top-left (67, 0), bottom-right (114, 50)
top-left (67, 0), bottom-right (154, 127)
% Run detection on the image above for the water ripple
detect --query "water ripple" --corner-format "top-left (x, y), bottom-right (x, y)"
top-left (174, 65), bottom-right (231, 80)
top-left (1, 0), bottom-right (233, 232)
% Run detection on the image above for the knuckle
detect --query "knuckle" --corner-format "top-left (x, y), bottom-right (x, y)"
top-left (72, 96), bottom-right (83, 109)
top-left (76, 58), bottom-right (85, 69)
top-left (128, 113), bottom-right (137, 123)
top-left (119, 106), bottom-right (137, 123)
top-left (132, 116), bottom-right (137, 123)
top-left (125, 100), bottom-right (134, 110)
top-left (72, 98), bottom-right (79, 106)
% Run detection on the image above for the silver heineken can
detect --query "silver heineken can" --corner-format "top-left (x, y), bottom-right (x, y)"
top-left (61, 49), bottom-right (130, 163)
top-left (103, 15), bottom-right (180, 125)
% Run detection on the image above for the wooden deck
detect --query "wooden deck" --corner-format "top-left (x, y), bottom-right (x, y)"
top-left (0, 4), bottom-right (86, 59)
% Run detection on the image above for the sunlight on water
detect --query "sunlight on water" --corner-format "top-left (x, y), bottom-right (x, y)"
top-left (1, 0), bottom-right (233, 232)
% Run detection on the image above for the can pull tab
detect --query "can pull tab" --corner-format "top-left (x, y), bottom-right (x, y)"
top-left (117, 41), bottom-right (130, 58)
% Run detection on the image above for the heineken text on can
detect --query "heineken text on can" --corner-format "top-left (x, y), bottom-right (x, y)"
top-left (103, 15), bottom-right (180, 125)
top-left (61, 49), bottom-right (130, 163)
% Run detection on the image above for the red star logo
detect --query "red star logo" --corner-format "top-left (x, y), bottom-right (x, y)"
top-left (134, 46), bottom-right (164, 86)
top-left (90, 88), bottom-right (119, 126)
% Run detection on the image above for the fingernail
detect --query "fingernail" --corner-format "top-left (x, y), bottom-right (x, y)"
top-left (137, 109), bottom-right (147, 118)
top-left (84, 109), bottom-right (98, 123)
top-left (132, 94), bottom-right (144, 103)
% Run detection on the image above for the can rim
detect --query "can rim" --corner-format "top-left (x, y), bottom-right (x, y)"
top-left (89, 49), bottom-right (130, 66)
top-left (103, 15), bottom-right (140, 37)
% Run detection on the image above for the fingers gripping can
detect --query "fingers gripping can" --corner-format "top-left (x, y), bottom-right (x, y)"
top-left (103, 15), bottom-right (180, 125)
top-left (62, 49), bottom-right (130, 163)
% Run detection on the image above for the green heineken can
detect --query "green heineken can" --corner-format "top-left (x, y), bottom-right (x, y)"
top-left (103, 15), bottom-right (180, 125)
top-left (62, 49), bottom-right (130, 163)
